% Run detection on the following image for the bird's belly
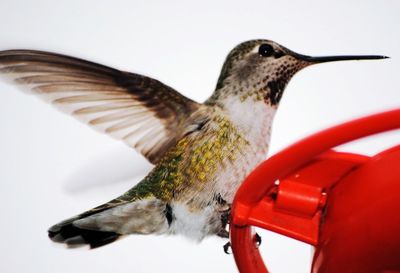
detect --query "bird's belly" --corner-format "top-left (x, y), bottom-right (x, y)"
top-left (168, 202), bottom-right (220, 241)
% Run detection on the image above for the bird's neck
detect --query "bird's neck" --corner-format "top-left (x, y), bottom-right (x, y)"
top-left (204, 73), bottom-right (291, 147)
top-left (206, 86), bottom-right (279, 150)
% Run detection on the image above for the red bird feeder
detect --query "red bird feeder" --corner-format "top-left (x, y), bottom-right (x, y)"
top-left (230, 109), bottom-right (400, 273)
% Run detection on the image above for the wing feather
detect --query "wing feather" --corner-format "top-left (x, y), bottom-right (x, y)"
top-left (0, 49), bottom-right (200, 163)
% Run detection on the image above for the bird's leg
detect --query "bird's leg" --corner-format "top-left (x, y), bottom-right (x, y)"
top-left (213, 194), bottom-right (232, 253)
top-left (214, 193), bottom-right (231, 232)
top-left (219, 212), bottom-right (231, 254)
top-left (217, 229), bottom-right (230, 238)
top-left (216, 204), bottom-right (231, 238)
top-left (220, 208), bottom-right (230, 231)
top-left (215, 199), bottom-right (261, 253)
top-left (218, 202), bottom-right (231, 254)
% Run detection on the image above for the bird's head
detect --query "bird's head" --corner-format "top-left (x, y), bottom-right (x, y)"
top-left (208, 39), bottom-right (387, 106)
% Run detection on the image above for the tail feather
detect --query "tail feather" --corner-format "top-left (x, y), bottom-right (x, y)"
top-left (48, 197), bottom-right (169, 249)
top-left (48, 215), bottom-right (121, 249)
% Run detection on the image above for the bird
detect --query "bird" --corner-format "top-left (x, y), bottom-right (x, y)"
top-left (0, 39), bottom-right (387, 249)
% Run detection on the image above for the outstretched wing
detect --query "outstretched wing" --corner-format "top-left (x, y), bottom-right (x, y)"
top-left (0, 50), bottom-right (200, 163)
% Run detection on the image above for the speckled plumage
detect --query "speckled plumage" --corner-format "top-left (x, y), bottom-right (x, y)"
top-left (0, 39), bottom-right (385, 248)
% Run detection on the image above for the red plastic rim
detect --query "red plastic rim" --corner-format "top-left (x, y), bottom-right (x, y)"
top-left (230, 108), bottom-right (400, 273)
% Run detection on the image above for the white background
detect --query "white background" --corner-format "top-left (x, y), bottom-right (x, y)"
top-left (0, 1), bottom-right (399, 273)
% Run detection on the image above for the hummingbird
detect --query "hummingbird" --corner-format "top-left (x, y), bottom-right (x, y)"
top-left (0, 40), bottom-right (386, 249)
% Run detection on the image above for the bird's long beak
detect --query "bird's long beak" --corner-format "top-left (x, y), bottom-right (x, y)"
top-left (297, 53), bottom-right (389, 64)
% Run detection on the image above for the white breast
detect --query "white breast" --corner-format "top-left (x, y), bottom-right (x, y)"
top-left (215, 96), bottom-right (276, 202)
top-left (222, 96), bottom-right (276, 142)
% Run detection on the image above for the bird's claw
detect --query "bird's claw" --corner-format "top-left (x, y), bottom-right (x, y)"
top-left (255, 232), bottom-right (262, 247)
top-left (223, 242), bottom-right (231, 254)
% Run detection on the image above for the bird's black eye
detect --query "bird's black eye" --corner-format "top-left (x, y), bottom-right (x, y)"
top-left (258, 44), bottom-right (274, 57)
